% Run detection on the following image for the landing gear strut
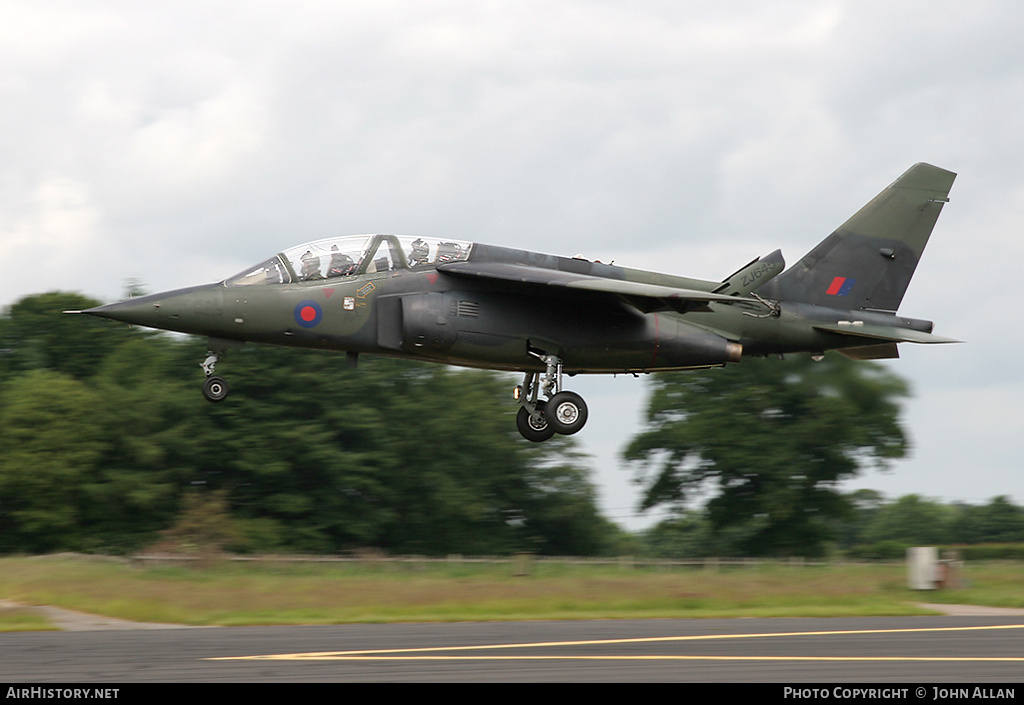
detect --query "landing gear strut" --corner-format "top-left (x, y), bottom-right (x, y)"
top-left (514, 352), bottom-right (588, 442)
top-left (201, 350), bottom-right (230, 403)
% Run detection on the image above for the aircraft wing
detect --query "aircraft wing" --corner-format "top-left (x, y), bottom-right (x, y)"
top-left (813, 322), bottom-right (961, 344)
top-left (436, 261), bottom-right (763, 313)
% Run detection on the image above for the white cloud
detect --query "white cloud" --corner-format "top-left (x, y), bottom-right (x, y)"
top-left (0, 175), bottom-right (105, 304)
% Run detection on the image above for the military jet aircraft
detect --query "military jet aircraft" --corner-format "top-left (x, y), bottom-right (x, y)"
top-left (77, 163), bottom-right (959, 441)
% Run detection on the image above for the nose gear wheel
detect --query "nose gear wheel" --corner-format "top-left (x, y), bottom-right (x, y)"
top-left (202, 375), bottom-right (230, 403)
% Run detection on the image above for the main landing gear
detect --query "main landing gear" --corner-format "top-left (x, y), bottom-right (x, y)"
top-left (201, 350), bottom-right (230, 403)
top-left (514, 353), bottom-right (588, 442)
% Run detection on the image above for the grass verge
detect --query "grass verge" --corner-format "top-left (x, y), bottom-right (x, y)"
top-left (0, 608), bottom-right (58, 633)
top-left (0, 555), bottom-right (1019, 630)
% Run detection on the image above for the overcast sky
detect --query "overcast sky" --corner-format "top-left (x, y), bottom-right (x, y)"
top-left (3, 1), bottom-right (1022, 529)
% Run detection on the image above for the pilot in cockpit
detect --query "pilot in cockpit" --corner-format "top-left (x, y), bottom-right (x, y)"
top-left (327, 245), bottom-right (356, 277)
top-left (300, 251), bottom-right (323, 280)
top-left (409, 238), bottom-right (430, 267)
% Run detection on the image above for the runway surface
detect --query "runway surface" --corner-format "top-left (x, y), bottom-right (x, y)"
top-left (2, 616), bottom-right (1023, 682)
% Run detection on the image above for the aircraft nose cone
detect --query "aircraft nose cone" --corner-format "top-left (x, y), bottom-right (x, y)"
top-left (84, 298), bottom-right (156, 326)
top-left (83, 284), bottom-right (224, 335)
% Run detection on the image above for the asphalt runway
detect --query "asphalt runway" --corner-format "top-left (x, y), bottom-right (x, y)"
top-left (2, 616), bottom-right (1023, 683)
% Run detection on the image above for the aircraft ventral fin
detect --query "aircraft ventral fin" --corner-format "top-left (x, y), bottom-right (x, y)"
top-left (436, 261), bottom-right (762, 312)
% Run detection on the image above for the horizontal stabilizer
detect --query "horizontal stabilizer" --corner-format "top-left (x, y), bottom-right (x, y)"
top-left (813, 322), bottom-right (961, 344)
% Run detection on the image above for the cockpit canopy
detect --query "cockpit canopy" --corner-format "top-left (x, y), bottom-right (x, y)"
top-left (224, 234), bottom-right (472, 287)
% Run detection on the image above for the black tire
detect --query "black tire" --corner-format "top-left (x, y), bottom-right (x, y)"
top-left (516, 405), bottom-right (555, 442)
top-left (202, 376), bottom-right (230, 403)
top-left (545, 391), bottom-right (588, 435)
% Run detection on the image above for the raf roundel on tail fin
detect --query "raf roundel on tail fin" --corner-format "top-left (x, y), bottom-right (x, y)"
top-left (757, 163), bottom-right (956, 312)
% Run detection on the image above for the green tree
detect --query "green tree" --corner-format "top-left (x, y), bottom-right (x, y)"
top-left (832, 488), bottom-right (887, 550)
top-left (641, 511), bottom-right (715, 558)
top-left (191, 348), bottom-right (616, 555)
top-left (624, 355), bottom-right (910, 556)
top-left (863, 494), bottom-right (954, 546)
top-left (0, 370), bottom-right (106, 552)
top-left (82, 336), bottom-right (200, 551)
top-left (0, 292), bottom-right (131, 382)
top-left (949, 496), bottom-right (1024, 544)
top-left (155, 489), bottom-right (239, 555)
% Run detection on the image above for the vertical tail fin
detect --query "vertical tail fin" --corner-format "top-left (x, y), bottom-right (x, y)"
top-left (757, 163), bottom-right (956, 311)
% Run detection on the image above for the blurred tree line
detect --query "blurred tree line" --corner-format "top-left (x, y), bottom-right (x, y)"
top-left (638, 491), bottom-right (1024, 559)
top-left (0, 292), bottom-right (625, 556)
top-left (4, 292), bottom-right (1018, 560)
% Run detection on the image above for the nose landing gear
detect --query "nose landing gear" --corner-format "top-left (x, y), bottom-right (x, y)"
top-left (514, 352), bottom-right (588, 442)
top-left (201, 350), bottom-right (230, 403)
